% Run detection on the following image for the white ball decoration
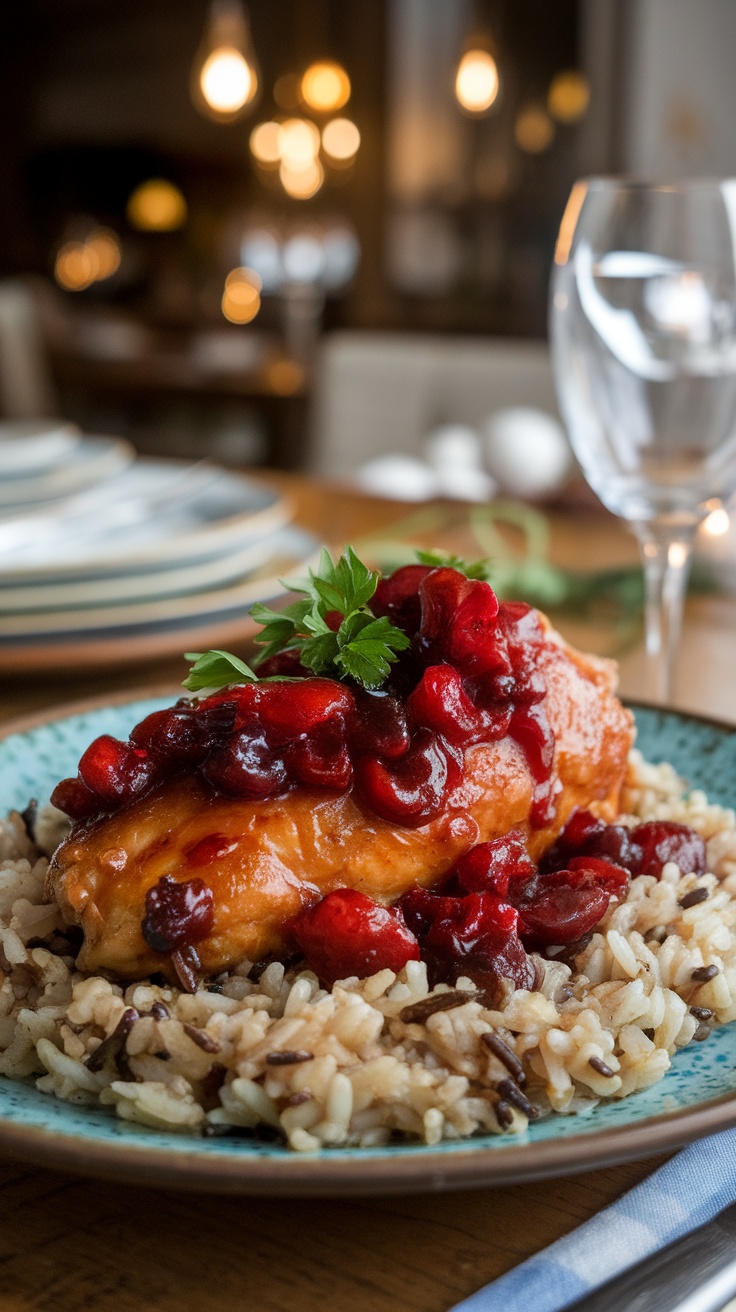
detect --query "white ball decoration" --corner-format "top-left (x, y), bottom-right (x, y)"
top-left (423, 424), bottom-right (497, 502)
top-left (483, 407), bottom-right (571, 500)
top-left (353, 455), bottom-right (441, 501)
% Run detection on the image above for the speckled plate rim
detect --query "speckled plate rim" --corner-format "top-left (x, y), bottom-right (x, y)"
top-left (0, 693), bottom-right (735, 1196)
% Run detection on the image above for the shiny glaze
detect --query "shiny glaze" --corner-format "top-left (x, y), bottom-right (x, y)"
top-left (49, 623), bottom-right (633, 979)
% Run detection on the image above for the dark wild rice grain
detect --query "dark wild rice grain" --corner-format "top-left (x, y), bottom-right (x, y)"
top-left (481, 1032), bottom-right (527, 1087)
top-left (588, 1055), bottom-right (616, 1078)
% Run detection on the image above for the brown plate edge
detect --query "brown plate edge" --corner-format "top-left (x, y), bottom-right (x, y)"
top-left (0, 692), bottom-right (734, 1193)
top-left (0, 1084), bottom-right (735, 1197)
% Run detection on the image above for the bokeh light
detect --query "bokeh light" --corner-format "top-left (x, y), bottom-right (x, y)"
top-left (126, 179), bottom-right (188, 231)
top-left (54, 242), bottom-right (97, 292)
top-left (321, 118), bottom-right (360, 162)
top-left (200, 47), bottom-right (255, 114)
top-left (54, 229), bottom-right (122, 291)
top-left (548, 70), bottom-right (591, 124)
top-left (278, 118), bottom-right (320, 170)
top-left (515, 105), bottom-right (555, 153)
top-left (455, 50), bottom-right (499, 114)
top-left (265, 357), bottom-right (306, 394)
top-left (301, 61), bottom-right (351, 112)
top-left (85, 229), bottom-right (121, 280)
top-left (221, 267), bottom-right (261, 323)
top-left (250, 120), bottom-right (282, 164)
top-left (279, 158), bottom-right (324, 199)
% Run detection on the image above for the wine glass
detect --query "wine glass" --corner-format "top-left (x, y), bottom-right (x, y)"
top-left (550, 178), bottom-right (736, 702)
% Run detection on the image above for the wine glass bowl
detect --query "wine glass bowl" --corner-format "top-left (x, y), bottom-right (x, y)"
top-left (551, 178), bottom-right (736, 701)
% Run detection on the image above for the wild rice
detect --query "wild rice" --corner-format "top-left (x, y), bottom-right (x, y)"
top-left (2, 747), bottom-right (736, 1150)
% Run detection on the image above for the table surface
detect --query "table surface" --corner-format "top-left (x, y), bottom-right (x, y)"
top-left (0, 472), bottom-right (732, 1312)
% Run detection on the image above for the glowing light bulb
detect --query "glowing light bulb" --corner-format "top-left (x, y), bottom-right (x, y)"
top-left (279, 158), bottom-right (324, 200)
top-left (455, 49), bottom-right (499, 115)
top-left (250, 121), bottom-right (282, 165)
top-left (278, 118), bottom-right (320, 170)
top-left (321, 117), bottom-right (360, 162)
top-left (191, 0), bottom-right (259, 124)
top-left (301, 61), bottom-right (350, 112)
top-left (126, 180), bottom-right (188, 231)
top-left (515, 105), bottom-right (555, 153)
top-left (221, 267), bottom-right (261, 323)
top-left (201, 47), bottom-right (253, 114)
top-left (548, 70), bottom-right (590, 124)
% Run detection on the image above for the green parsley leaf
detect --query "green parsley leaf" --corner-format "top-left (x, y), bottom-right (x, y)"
top-left (415, 549), bottom-right (494, 580)
top-left (246, 545), bottom-right (410, 690)
top-left (183, 650), bottom-right (259, 692)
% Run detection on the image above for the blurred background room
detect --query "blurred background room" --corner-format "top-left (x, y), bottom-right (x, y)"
top-left (2, 0), bottom-right (736, 702)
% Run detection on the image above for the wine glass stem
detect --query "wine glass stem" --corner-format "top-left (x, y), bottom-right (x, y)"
top-left (634, 525), bottom-right (695, 704)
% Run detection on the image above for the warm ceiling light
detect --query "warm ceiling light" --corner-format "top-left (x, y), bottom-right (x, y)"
top-left (278, 118), bottom-right (320, 170)
top-left (126, 179), bottom-right (188, 231)
top-left (548, 70), bottom-right (591, 124)
top-left (515, 105), bottom-right (555, 153)
top-left (201, 47), bottom-right (253, 114)
top-left (321, 117), bottom-right (360, 162)
top-left (85, 229), bottom-right (121, 280)
top-left (54, 242), bottom-right (98, 292)
top-left (455, 49), bottom-right (499, 114)
top-left (301, 60), bottom-right (351, 112)
top-left (279, 158), bottom-right (324, 199)
top-left (250, 120), bottom-right (282, 164)
top-left (225, 265), bottom-right (262, 291)
top-left (191, 0), bottom-right (259, 123)
top-left (221, 267), bottom-right (261, 323)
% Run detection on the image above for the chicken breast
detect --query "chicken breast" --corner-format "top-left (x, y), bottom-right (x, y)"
top-left (48, 625), bottom-right (633, 981)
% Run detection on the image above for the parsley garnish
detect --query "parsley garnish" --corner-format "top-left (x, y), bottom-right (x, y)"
top-left (183, 547), bottom-right (411, 694)
top-left (183, 650), bottom-right (260, 692)
top-left (251, 546), bottom-right (410, 689)
top-left (414, 549), bottom-right (493, 580)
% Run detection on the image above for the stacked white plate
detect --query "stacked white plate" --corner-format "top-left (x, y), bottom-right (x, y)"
top-left (0, 421), bottom-right (319, 671)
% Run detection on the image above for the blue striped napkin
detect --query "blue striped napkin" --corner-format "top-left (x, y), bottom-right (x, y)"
top-left (451, 1129), bottom-right (736, 1312)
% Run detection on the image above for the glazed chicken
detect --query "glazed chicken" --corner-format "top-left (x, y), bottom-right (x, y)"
top-left (49, 624), bottom-right (633, 981)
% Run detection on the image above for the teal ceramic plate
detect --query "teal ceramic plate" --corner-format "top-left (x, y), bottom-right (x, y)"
top-left (1, 693), bottom-right (736, 1196)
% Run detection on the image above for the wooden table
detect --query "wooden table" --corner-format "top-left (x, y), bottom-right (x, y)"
top-left (0, 474), bottom-right (732, 1312)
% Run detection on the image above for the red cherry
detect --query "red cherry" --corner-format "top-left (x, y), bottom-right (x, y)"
top-left (50, 775), bottom-right (100, 821)
top-left (290, 888), bottom-right (420, 986)
top-left (407, 665), bottom-right (511, 747)
top-left (541, 808), bottom-right (639, 874)
top-left (372, 564), bottom-right (433, 636)
top-left (141, 875), bottom-right (214, 954)
top-left (349, 689), bottom-right (410, 760)
top-left (453, 834), bottom-right (536, 899)
top-left (257, 679), bottom-right (354, 744)
top-left (401, 887), bottom-right (536, 992)
top-left (354, 730), bottom-right (460, 827)
top-left (629, 821), bottom-right (707, 879)
top-left (446, 581), bottom-right (503, 675)
top-left (130, 703), bottom-right (234, 766)
top-left (518, 879), bottom-right (610, 947)
top-left (565, 856), bottom-right (631, 900)
top-left (284, 720), bottom-right (353, 790)
top-left (78, 735), bottom-right (158, 809)
top-left (201, 731), bottom-right (288, 799)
